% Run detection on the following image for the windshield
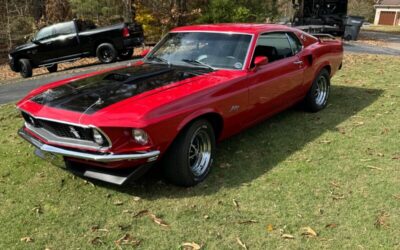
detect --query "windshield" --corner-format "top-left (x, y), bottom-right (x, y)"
top-left (147, 32), bottom-right (252, 70)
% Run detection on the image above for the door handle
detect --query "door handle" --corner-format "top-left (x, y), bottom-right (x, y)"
top-left (293, 60), bottom-right (303, 65)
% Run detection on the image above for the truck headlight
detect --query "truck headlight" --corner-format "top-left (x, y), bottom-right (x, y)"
top-left (93, 129), bottom-right (105, 145)
top-left (8, 54), bottom-right (12, 60)
top-left (132, 129), bottom-right (149, 145)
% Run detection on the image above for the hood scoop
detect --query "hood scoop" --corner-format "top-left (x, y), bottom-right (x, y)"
top-left (31, 64), bottom-right (212, 114)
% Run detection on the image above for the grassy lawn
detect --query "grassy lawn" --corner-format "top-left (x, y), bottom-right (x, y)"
top-left (0, 53), bottom-right (399, 249)
top-left (362, 25), bottom-right (400, 34)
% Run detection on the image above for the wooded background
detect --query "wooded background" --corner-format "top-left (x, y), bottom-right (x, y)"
top-left (0, 0), bottom-right (375, 63)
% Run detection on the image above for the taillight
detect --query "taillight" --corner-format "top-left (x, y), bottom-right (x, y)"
top-left (122, 27), bottom-right (130, 38)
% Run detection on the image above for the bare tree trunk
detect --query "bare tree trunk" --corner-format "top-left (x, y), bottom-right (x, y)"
top-left (123, 0), bottom-right (135, 22)
top-left (5, 0), bottom-right (12, 49)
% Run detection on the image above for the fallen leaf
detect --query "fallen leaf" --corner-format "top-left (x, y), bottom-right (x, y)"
top-left (325, 223), bottom-right (338, 229)
top-left (32, 205), bottom-right (42, 214)
top-left (133, 210), bottom-right (169, 227)
top-left (91, 225), bottom-right (99, 232)
top-left (90, 237), bottom-right (103, 245)
top-left (115, 234), bottom-right (141, 248)
top-left (182, 242), bottom-right (201, 250)
top-left (301, 226), bottom-right (318, 237)
top-left (236, 237), bottom-right (247, 249)
top-left (233, 199), bottom-right (240, 211)
top-left (330, 181), bottom-right (341, 188)
top-left (20, 237), bottom-right (34, 243)
top-left (366, 166), bottom-right (383, 171)
top-left (113, 201), bottom-right (124, 206)
top-left (203, 215), bottom-right (209, 219)
top-left (393, 194), bottom-right (400, 200)
top-left (132, 196), bottom-right (141, 202)
top-left (281, 234), bottom-right (295, 239)
top-left (320, 139), bottom-right (332, 144)
top-left (375, 211), bottom-right (390, 229)
top-left (266, 224), bottom-right (274, 232)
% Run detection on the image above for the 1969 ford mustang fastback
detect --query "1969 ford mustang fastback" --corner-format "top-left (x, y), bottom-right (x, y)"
top-left (17, 24), bottom-right (343, 186)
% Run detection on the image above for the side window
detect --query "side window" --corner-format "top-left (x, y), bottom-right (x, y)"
top-left (253, 32), bottom-right (294, 64)
top-left (287, 32), bottom-right (303, 55)
top-left (35, 26), bottom-right (55, 41)
top-left (53, 22), bottom-right (75, 36)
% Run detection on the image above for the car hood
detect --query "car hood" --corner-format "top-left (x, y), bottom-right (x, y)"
top-left (11, 42), bottom-right (36, 54)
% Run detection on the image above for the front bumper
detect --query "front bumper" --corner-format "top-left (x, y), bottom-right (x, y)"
top-left (19, 128), bottom-right (160, 163)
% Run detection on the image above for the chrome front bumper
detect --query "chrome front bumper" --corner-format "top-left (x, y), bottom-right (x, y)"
top-left (18, 128), bottom-right (160, 163)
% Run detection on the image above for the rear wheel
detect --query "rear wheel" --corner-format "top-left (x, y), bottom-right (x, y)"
top-left (19, 59), bottom-right (32, 78)
top-left (118, 49), bottom-right (134, 60)
top-left (305, 68), bottom-right (330, 112)
top-left (96, 43), bottom-right (117, 63)
top-left (47, 64), bottom-right (58, 73)
top-left (162, 119), bottom-right (216, 187)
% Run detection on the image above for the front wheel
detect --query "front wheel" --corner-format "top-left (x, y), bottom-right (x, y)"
top-left (19, 59), bottom-right (32, 78)
top-left (304, 68), bottom-right (330, 112)
top-left (162, 119), bottom-right (216, 187)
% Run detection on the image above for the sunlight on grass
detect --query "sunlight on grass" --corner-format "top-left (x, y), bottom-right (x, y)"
top-left (0, 53), bottom-right (399, 249)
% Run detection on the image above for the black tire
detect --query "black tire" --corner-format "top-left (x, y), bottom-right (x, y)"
top-left (47, 64), bottom-right (58, 73)
top-left (162, 119), bottom-right (216, 187)
top-left (305, 68), bottom-right (330, 112)
top-left (96, 43), bottom-right (117, 63)
top-left (19, 59), bottom-right (32, 78)
top-left (118, 49), bottom-right (134, 60)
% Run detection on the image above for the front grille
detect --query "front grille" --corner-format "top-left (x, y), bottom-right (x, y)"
top-left (21, 112), bottom-right (109, 147)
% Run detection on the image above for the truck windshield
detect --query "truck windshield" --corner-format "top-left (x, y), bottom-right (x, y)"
top-left (147, 32), bottom-right (252, 70)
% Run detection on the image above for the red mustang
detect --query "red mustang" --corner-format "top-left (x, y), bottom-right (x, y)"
top-left (17, 24), bottom-right (343, 186)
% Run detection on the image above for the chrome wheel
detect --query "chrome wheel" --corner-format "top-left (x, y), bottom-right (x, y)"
top-left (188, 127), bottom-right (212, 177)
top-left (314, 75), bottom-right (329, 106)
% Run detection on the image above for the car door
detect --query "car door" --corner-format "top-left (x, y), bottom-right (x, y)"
top-left (45, 21), bottom-right (80, 63)
top-left (246, 32), bottom-right (305, 124)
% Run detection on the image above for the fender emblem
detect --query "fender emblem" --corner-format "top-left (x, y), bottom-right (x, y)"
top-left (230, 105), bottom-right (240, 112)
top-left (69, 126), bottom-right (81, 139)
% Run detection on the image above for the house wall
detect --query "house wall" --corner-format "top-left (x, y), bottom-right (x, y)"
top-left (374, 7), bottom-right (400, 25)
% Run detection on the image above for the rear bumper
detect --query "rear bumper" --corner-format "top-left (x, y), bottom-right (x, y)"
top-left (18, 128), bottom-right (160, 163)
top-left (123, 36), bottom-right (144, 49)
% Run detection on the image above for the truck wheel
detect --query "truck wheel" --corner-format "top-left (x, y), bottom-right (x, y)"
top-left (305, 68), bottom-right (330, 112)
top-left (118, 49), bottom-right (133, 60)
top-left (96, 43), bottom-right (117, 63)
top-left (47, 64), bottom-right (58, 73)
top-left (19, 59), bottom-right (32, 78)
top-left (162, 119), bottom-right (216, 187)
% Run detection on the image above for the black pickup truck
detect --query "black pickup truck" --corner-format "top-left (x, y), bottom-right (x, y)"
top-left (8, 20), bottom-right (144, 78)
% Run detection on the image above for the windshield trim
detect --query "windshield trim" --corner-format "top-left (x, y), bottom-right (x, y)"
top-left (146, 31), bottom-right (255, 71)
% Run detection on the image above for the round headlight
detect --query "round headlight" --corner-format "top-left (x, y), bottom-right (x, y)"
top-left (93, 129), bottom-right (105, 145)
top-left (132, 129), bottom-right (149, 145)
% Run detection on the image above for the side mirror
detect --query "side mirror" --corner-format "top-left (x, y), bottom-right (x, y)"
top-left (254, 56), bottom-right (268, 67)
top-left (140, 49), bottom-right (151, 58)
top-left (31, 38), bottom-right (41, 45)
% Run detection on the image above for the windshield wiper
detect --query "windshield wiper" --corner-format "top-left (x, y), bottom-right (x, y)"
top-left (181, 59), bottom-right (215, 71)
top-left (146, 55), bottom-right (170, 65)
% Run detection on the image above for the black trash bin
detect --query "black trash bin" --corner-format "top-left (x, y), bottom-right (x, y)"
top-left (343, 16), bottom-right (364, 41)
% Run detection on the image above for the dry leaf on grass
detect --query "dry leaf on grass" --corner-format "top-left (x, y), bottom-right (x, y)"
top-left (236, 237), bottom-right (247, 250)
top-left (366, 166), bottom-right (383, 171)
top-left (20, 237), bottom-right (34, 243)
top-left (233, 199), bottom-right (240, 211)
top-left (281, 234), bottom-right (295, 239)
top-left (182, 242), bottom-right (202, 250)
top-left (90, 236), bottom-right (103, 245)
top-left (301, 227), bottom-right (318, 237)
top-left (325, 223), bottom-right (338, 229)
top-left (113, 200), bottom-right (124, 206)
top-left (115, 234), bottom-right (141, 248)
top-left (133, 210), bottom-right (169, 227)
top-left (266, 224), bottom-right (274, 232)
top-left (393, 194), bottom-right (400, 200)
top-left (237, 220), bottom-right (258, 224)
top-left (132, 196), bottom-right (141, 201)
top-left (375, 211), bottom-right (390, 229)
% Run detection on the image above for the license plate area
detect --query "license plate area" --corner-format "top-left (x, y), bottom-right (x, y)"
top-left (34, 148), bottom-right (66, 168)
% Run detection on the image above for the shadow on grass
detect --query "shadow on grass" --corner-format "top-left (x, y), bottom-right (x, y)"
top-left (94, 85), bottom-right (383, 199)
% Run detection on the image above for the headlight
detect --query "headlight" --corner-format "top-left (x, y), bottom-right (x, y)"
top-left (92, 129), bottom-right (105, 145)
top-left (8, 54), bottom-right (12, 60)
top-left (132, 129), bottom-right (149, 145)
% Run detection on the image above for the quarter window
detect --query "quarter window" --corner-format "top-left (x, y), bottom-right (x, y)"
top-left (287, 32), bottom-right (303, 55)
top-left (253, 32), bottom-right (294, 63)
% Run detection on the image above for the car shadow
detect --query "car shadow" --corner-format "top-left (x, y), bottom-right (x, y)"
top-left (92, 85), bottom-right (383, 199)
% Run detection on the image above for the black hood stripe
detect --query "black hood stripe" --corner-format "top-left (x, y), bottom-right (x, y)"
top-left (31, 64), bottom-right (212, 114)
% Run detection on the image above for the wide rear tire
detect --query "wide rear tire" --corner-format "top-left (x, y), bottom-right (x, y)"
top-left (162, 119), bottom-right (216, 187)
top-left (305, 68), bottom-right (330, 112)
top-left (96, 43), bottom-right (117, 63)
